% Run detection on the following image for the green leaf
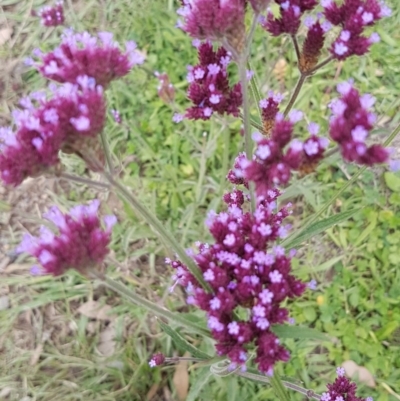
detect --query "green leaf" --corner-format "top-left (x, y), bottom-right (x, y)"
top-left (270, 372), bottom-right (291, 401)
top-left (384, 172), bottom-right (400, 192)
top-left (186, 368), bottom-right (213, 401)
top-left (299, 255), bottom-right (343, 274)
top-left (283, 209), bottom-right (358, 249)
top-left (271, 325), bottom-right (330, 342)
top-left (158, 320), bottom-right (211, 359)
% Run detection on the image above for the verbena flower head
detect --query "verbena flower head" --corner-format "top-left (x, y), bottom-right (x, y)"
top-left (38, 1), bottom-right (65, 27)
top-left (17, 200), bottom-right (116, 277)
top-left (31, 30), bottom-right (145, 88)
top-left (320, 367), bottom-right (373, 401)
top-left (261, 0), bottom-right (318, 37)
top-left (168, 190), bottom-right (306, 374)
top-left (329, 81), bottom-right (388, 165)
top-left (177, 0), bottom-right (246, 55)
top-left (185, 42), bottom-right (242, 120)
top-left (229, 112), bottom-right (328, 197)
top-left (0, 77), bottom-right (106, 186)
top-left (322, 0), bottom-right (391, 60)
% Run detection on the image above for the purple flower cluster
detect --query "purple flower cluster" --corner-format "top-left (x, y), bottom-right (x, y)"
top-left (184, 42), bottom-right (242, 120)
top-left (31, 30), bottom-right (144, 88)
top-left (0, 77), bottom-right (106, 186)
top-left (169, 189), bottom-right (306, 374)
top-left (38, 1), bottom-right (65, 27)
top-left (329, 81), bottom-right (388, 165)
top-left (261, 0), bottom-right (318, 36)
top-left (229, 95), bottom-right (328, 196)
top-left (18, 200), bottom-right (116, 277)
top-left (322, 0), bottom-right (391, 60)
top-left (321, 367), bottom-right (373, 401)
top-left (177, 0), bottom-right (246, 53)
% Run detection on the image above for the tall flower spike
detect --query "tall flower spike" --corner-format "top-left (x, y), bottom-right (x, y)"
top-left (0, 77), bottom-right (106, 186)
top-left (169, 190), bottom-right (306, 374)
top-left (177, 0), bottom-right (246, 56)
top-left (185, 42), bottom-right (242, 120)
top-left (17, 200), bottom-right (116, 277)
top-left (329, 81), bottom-right (388, 166)
top-left (299, 15), bottom-right (331, 73)
top-left (32, 30), bottom-right (145, 88)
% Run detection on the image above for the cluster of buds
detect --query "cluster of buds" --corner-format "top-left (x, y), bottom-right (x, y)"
top-left (228, 93), bottom-right (328, 197)
top-left (17, 200), bottom-right (116, 277)
top-left (299, 15), bottom-right (332, 73)
top-left (177, 0), bottom-right (246, 55)
top-left (261, 0), bottom-right (318, 36)
top-left (36, 1), bottom-right (65, 27)
top-left (321, 367), bottom-right (373, 401)
top-left (322, 0), bottom-right (391, 60)
top-left (329, 81), bottom-right (388, 165)
top-left (29, 30), bottom-right (145, 88)
top-left (0, 77), bottom-right (106, 186)
top-left (184, 41), bottom-right (242, 120)
top-left (168, 189), bottom-right (306, 374)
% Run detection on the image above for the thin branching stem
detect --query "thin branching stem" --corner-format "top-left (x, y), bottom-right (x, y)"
top-left (291, 35), bottom-right (301, 63)
top-left (283, 74), bottom-right (307, 117)
top-left (98, 274), bottom-right (211, 337)
top-left (308, 56), bottom-right (334, 75)
top-left (235, 370), bottom-right (321, 400)
top-left (59, 173), bottom-right (110, 189)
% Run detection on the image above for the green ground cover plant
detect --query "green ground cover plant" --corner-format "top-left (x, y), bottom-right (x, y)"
top-left (0, 0), bottom-right (399, 400)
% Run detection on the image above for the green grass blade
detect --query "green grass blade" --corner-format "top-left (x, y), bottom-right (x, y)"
top-left (282, 209), bottom-right (358, 249)
top-left (271, 373), bottom-right (291, 401)
top-left (158, 320), bottom-right (211, 359)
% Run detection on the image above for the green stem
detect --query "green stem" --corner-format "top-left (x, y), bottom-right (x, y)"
top-left (291, 35), bottom-right (301, 63)
top-left (100, 275), bottom-right (210, 337)
top-left (239, 61), bottom-right (256, 213)
top-left (59, 173), bottom-right (110, 190)
top-left (283, 74), bottom-right (307, 118)
top-left (101, 169), bottom-right (211, 292)
top-left (236, 369), bottom-right (320, 400)
top-left (308, 56), bottom-right (334, 75)
top-left (100, 129), bottom-right (114, 173)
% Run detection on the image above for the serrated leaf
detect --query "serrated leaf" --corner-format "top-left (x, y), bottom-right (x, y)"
top-left (271, 325), bottom-right (330, 342)
top-left (158, 320), bottom-right (211, 359)
top-left (283, 209), bottom-right (357, 249)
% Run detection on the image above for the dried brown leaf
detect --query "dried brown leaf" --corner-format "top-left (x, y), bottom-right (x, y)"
top-left (342, 360), bottom-right (376, 388)
top-left (0, 28), bottom-right (12, 47)
top-left (273, 58), bottom-right (287, 83)
top-left (146, 383), bottom-right (160, 401)
top-left (77, 300), bottom-right (115, 321)
top-left (97, 324), bottom-right (116, 357)
top-left (173, 353), bottom-right (190, 401)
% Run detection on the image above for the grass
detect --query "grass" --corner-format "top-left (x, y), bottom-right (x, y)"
top-left (0, 0), bottom-right (400, 400)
